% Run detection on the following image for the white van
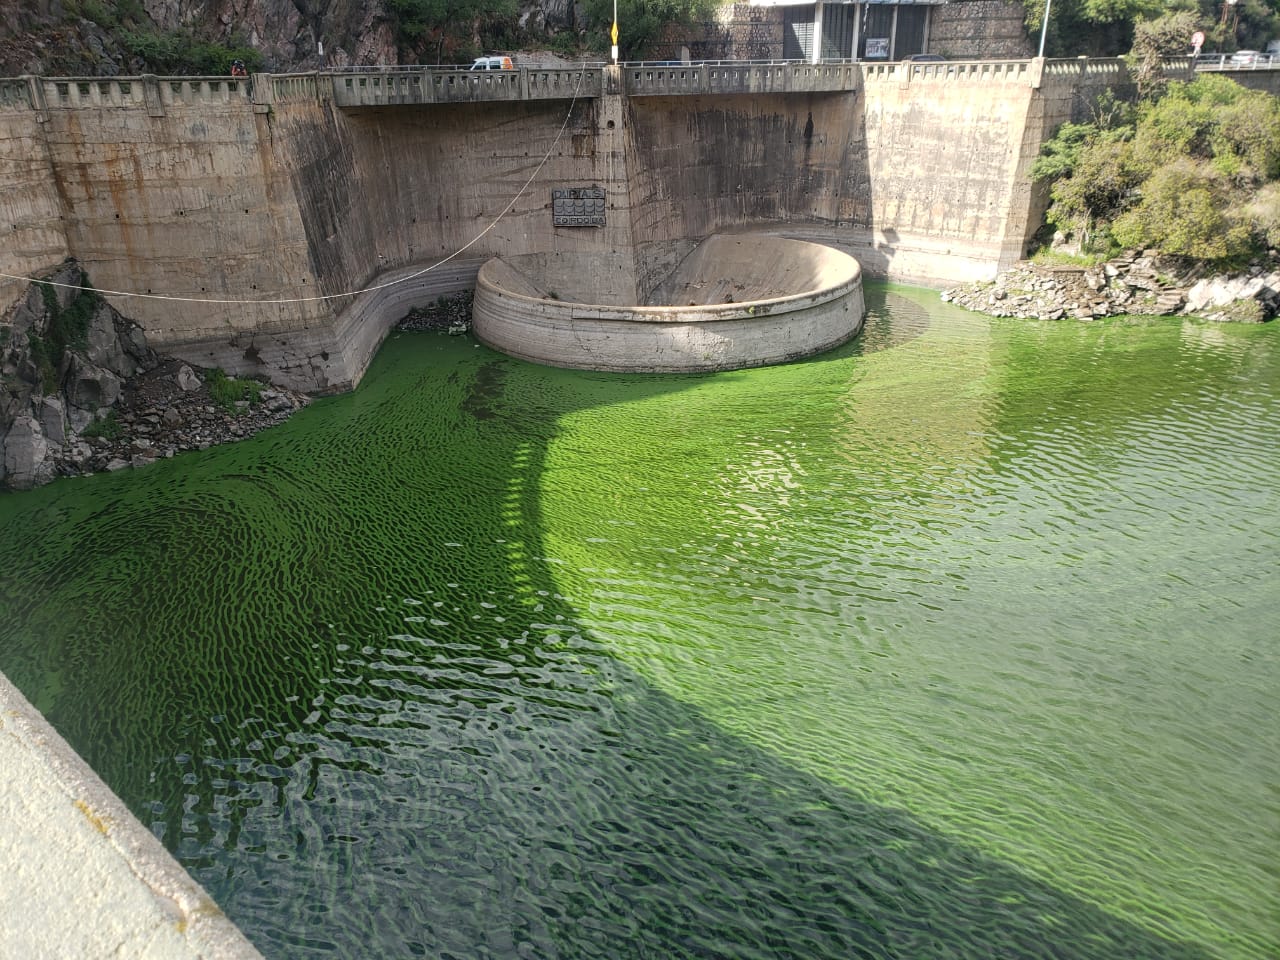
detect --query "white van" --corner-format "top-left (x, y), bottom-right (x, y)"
top-left (470, 56), bottom-right (514, 71)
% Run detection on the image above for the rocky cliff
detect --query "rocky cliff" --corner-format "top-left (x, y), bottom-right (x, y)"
top-left (1, 261), bottom-right (307, 491)
top-left (0, 0), bottom-right (584, 75)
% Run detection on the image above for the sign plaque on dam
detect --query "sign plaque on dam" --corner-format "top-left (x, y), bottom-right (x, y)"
top-left (551, 186), bottom-right (607, 227)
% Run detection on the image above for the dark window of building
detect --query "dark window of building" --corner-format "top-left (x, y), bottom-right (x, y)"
top-left (821, 3), bottom-right (855, 59)
top-left (784, 8), bottom-right (815, 60)
top-left (895, 7), bottom-right (929, 59)
top-left (859, 5), bottom-right (894, 60)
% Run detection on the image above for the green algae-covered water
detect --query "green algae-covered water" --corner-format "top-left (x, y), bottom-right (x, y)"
top-left (1, 283), bottom-right (1276, 959)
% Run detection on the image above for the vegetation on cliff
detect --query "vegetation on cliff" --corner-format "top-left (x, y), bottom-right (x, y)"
top-left (1024, 0), bottom-right (1280, 58)
top-left (0, 0), bottom-right (721, 74)
top-left (1033, 14), bottom-right (1280, 266)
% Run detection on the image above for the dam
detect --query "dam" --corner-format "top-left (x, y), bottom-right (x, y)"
top-left (1, 55), bottom-right (1279, 960)
top-left (1, 57), bottom-right (1176, 392)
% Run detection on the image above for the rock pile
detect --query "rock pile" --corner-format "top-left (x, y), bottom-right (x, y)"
top-left (53, 359), bottom-right (310, 480)
top-left (395, 291), bottom-right (473, 335)
top-left (942, 250), bottom-right (1280, 323)
top-left (1, 261), bottom-right (309, 491)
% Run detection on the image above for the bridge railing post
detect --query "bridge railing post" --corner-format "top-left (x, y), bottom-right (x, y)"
top-left (1029, 56), bottom-right (1047, 89)
top-left (24, 75), bottom-right (49, 123)
top-left (251, 73), bottom-right (274, 113)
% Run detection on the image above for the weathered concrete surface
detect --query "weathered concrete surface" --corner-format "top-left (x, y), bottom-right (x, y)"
top-left (31, 78), bottom-right (332, 378)
top-left (0, 78), bottom-right (70, 311)
top-left (473, 235), bottom-right (864, 372)
top-left (165, 257), bottom-right (486, 393)
top-left (0, 671), bottom-right (262, 960)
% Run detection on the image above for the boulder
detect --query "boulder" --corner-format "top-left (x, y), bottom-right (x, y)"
top-left (2, 416), bottom-right (52, 490)
top-left (176, 365), bottom-right (202, 392)
top-left (84, 301), bottom-right (125, 370)
top-left (39, 396), bottom-right (67, 445)
top-left (66, 356), bottom-right (121, 410)
top-left (121, 322), bottom-right (152, 364)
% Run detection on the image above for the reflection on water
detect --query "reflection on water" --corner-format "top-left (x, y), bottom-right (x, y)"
top-left (0, 283), bottom-right (1276, 959)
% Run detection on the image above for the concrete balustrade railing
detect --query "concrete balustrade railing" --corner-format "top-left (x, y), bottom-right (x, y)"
top-left (268, 73), bottom-right (322, 104)
top-left (40, 75), bottom-right (251, 109)
top-left (2, 55), bottom-right (1270, 115)
top-left (329, 66), bottom-right (600, 106)
top-left (0, 79), bottom-right (33, 110)
top-left (623, 61), bottom-right (858, 96)
top-left (864, 59), bottom-right (1032, 84)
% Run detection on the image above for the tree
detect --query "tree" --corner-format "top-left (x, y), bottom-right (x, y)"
top-left (1033, 75), bottom-right (1280, 264)
top-left (1022, 0), bottom-right (1279, 57)
top-left (1128, 10), bottom-right (1199, 100)
top-left (578, 0), bottom-right (720, 60)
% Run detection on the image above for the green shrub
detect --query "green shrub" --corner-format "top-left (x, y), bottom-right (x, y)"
top-left (121, 29), bottom-right (263, 75)
top-left (1245, 182), bottom-right (1280, 248)
top-left (1029, 248), bottom-right (1105, 268)
top-left (548, 31), bottom-right (582, 57)
top-left (82, 411), bottom-right (123, 440)
top-left (27, 332), bottom-right (57, 395)
top-left (207, 368), bottom-right (263, 413)
top-left (31, 274), bottom-right (100, 390)
top-left (1112, 159), bottom-right (1255, 261)
top-left (1034, 74), bottom-right (1280, 266)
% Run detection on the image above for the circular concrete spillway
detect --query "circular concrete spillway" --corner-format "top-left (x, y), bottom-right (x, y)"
top-left (472, 235), bottom-right (865, 372)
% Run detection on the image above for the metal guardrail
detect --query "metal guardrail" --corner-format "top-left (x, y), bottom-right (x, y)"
top-left (1194, 52), bottom-right (1280, 70)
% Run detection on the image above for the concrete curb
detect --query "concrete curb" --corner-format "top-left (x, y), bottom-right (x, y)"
top-left (0, 671), bottom-right (263, 959)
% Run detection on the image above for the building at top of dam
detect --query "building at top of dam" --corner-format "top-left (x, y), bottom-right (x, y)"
top-left (0, 56), bottom-right (1205, 394)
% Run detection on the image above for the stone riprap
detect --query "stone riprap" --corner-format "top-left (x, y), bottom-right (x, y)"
top-left (941, 250), bottom-right (1280, 322)
top-left (472, 235), bottom-right (865, 372)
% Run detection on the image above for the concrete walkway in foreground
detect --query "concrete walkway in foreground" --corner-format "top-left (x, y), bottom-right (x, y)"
top-left (0, 672), bottom-right (263, 959)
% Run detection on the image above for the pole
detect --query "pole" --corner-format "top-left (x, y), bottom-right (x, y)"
top-left (1038, 0), bottom-right (1052, 57)
top-left (612, 0), bottom-right (619, 64)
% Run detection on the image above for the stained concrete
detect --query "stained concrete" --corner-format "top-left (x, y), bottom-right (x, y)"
top-left (0, 671), bottom-right (262, 959)
top-left (472, 235), bottom-right (864, 372)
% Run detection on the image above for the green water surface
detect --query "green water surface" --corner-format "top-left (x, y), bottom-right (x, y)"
top-left (0, 283), bottom-right (1276, 959)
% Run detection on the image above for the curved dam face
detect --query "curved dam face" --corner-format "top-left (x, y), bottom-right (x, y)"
top-left (472, 235), bottom-right (865, 373)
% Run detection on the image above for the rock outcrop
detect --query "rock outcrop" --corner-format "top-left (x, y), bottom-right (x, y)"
top-left (942, 250), bottom-right (1280, 323)
top-left (1, 260), bottom-right (308, 491)
top-left (0, 1), bottom-right (586, 74)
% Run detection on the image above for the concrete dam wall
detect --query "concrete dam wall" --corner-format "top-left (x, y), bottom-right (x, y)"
top-left (0, 61), bottom-right (1138, 392)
